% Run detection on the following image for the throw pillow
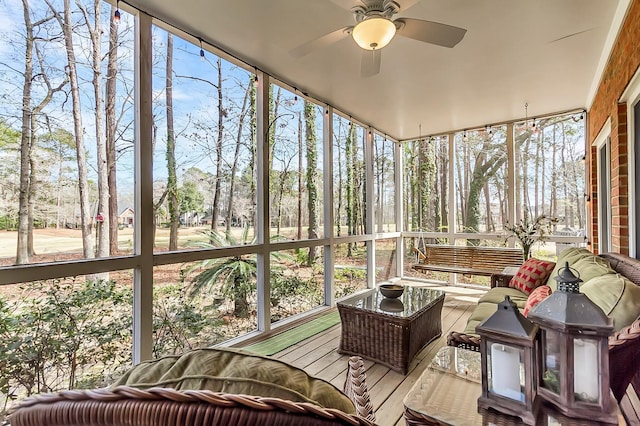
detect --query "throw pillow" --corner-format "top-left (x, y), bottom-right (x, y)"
top-left (523, 285), bottom-right (552, 317)
top-left (581, 273), bottom-right (640, 332)
top-left (508, 258), bottom-right (556, 295)
top-left (112, 347), bottom-right (355, 414)
top-left (549, 248), bottom-right (607, 290)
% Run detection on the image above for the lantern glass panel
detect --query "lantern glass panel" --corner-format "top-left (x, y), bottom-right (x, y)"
top-left (541, 329), bottom-right (562, 395)
top-left (487, 342), bottom-right (525, 402)
top-left (573, 337), bottom-right (600, 403)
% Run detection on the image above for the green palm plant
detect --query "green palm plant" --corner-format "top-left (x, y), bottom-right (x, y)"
top-left (184, 226), bottom-right (289, 318)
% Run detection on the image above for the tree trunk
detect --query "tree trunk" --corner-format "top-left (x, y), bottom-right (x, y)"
top-left (523, 135), bottom-right (531, 215)
top-left (304, 101), bottom-right (318, 264)
top-left (61, 0), bottom-right (94, 259)
top-left (335, 121), bottom-right (343, 237)
top-left (166, 33), bottom-right (179, 251)
top-left (439, 139), bottom-right (448, 230)
top-left (483, 182), bottom-right (492, 231)
top-left (233, 276), bottom-right (249, 318)
top-left (346, 122), bottom-right (354, 256)
top-left (297, 112), bottom-right (303, 240)
top-left (227, 82), bottom-right (251, 233)
top-left (550, 125), bottom-right (558, 219)
top-left (16, 0), bottom-right (34, 264)
top-left (27, 114), bottom-right (37, 257)
top-left (249, 77), bottom-right (257, 229)
top-left (81, 0), bottom-right (109, 259)
top-left (211, 57), bottom-right (224, 231)
top-left (106, 4), bottom-right (119, 255)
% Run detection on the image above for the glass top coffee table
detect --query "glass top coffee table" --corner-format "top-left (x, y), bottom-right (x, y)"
top-left (403, 346), bottom-right (626, 425)
top-left (337, 286), bottom-right (444, 374)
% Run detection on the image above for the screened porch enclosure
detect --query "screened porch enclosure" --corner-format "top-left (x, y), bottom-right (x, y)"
top-left (0, 0), bottom-right (628, 420)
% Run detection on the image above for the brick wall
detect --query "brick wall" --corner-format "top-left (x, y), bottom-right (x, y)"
top-left (587, 0), bottom-right (640, 255)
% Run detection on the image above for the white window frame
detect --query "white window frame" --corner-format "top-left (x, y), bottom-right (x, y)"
top-left (593, 119), bottom-right (612, 253)
top-left (621, 66), bottom-right (640, 258)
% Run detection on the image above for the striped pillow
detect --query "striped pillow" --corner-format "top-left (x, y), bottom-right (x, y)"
top-left (523, 285), bottom-right (552, 317)
top-left (508, 258), bottom-right (556, 295)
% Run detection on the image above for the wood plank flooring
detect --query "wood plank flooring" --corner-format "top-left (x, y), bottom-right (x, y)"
top-left (240, 283), bottom-right (485, 426)
top-left (238, 281), bottom-right (640, 425)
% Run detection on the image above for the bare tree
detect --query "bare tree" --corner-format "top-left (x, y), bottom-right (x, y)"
top-left (166, 33), bottom-right (178, 251)
top-left (77, 0), bottom-right (109, 258)
top-left (345, 122), bottom-right (354, 255)
top-left (106, 4), bottom-right (120, 255)
top-left (17, 1), bottom-right (66, 264)
top-left (304, 101), bottom-right (318, 264)
top-left (43, 0), bottom-right (95, 260)
top-left (210, 57), bottom-right (224, 231)
top-left (226, 81), bottom-right (252, 233)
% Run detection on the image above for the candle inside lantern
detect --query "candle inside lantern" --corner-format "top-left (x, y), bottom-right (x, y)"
top-left (573, 338), bottom-right (600, 402)
top-left (490, 343), bottom-right (523, 401)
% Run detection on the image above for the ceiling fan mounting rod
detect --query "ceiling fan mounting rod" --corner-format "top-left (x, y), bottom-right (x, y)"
top-left (352, 0), bottom-right (400, 22)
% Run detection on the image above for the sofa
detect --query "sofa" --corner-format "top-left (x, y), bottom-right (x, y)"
top-left (447, 248), bottom-right (640, 402)
top-left (9, 348), bottom-right (378, 426)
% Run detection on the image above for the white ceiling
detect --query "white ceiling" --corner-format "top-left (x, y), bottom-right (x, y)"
top-left (125, 0), bottom-right (625, 140)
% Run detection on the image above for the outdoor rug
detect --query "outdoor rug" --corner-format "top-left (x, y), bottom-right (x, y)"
top-left (245, 310), bottom-right (341, 356)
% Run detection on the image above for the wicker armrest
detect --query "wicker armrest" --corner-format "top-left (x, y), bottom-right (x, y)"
top-left (446, 331), bottom-right (481, 352)
top-left (9, 385), bottom-right (378, 426)
top-left (491, 273), bottom-right (514, 288)
top-left (608, 317), bottom-right (640, 402)
top-left (344, 356), bottom-right (375, 422)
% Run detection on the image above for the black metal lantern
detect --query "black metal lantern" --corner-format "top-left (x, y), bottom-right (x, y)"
top-left (527, 262), bottom-right (617, 424)
top-left (476, 295), bottom-right (539, 425)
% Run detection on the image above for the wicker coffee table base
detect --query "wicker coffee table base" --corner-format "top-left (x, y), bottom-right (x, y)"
top-left (337, 293), bottom-right (444, 374)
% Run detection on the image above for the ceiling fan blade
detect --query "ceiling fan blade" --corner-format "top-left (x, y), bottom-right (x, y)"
top-left (548, 28), bottom-right (594, 44)
top-left (393, 0), bottom-right (420, 13)
top-left (361, 49), bottom-right (381, 78)
top-left (290, 26), bottom-right (352, 58)
top-left (395, 18), bottom-right (467, 48)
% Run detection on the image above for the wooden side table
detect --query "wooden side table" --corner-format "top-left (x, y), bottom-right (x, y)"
top-left (403, 346), bottom-right (627, 425)
top-left (337, 287), bottom-right (444, 374)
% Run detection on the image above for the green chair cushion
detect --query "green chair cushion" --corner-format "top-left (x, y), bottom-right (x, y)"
top-left (550, 247), bottom-right (595, 287)
top-left (572, 255), bottom-right (616, 283)
top-left (112, 347), bottom-right (355, 414)
top-left (581, 274), bottom-right (640, 332)
top-left (478, 287), bottom-right (529, 308)
top-left (549, 248), bottom-right (615, 290)
top-left (464, 302), bottom-right (499, 335)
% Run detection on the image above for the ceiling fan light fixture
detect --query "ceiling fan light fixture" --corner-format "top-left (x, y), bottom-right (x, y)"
top-left (352, 17), bottom-right (396, 50)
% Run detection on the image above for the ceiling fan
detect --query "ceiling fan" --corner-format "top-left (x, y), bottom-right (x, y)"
top-left (290, 0), bottom-right (467, 77)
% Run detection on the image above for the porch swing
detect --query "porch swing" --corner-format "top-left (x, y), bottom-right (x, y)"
top-left (413, 233), bottom-right (428, 264)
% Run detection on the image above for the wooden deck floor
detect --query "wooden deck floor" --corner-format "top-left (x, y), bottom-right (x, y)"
top-left (240, 283), bottom-right (485, 426)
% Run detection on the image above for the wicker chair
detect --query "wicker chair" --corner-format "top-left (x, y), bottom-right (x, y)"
top-left (447, 252), bottom-right (640, 404)
top-left (9, 356), bottom-right (377, 426)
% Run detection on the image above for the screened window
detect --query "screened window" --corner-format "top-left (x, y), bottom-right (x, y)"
top-left (402, 136), bottom-right (449, 232)
top-left (515, 114), bottom-right (585, 232)
top-left (151, 27), bottom-right (256, 251)
top-left (269, 86), bottom-right (324, 241)
top-left (373, 134), bottom-right (396, 232)
top-left (455, 127), bottom-right (508, 234)
top-left (332, 116), bottom-right (366, 237)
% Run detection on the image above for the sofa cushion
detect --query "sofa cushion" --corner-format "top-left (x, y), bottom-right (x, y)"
top-left (549, 248), bottom-right (595, 287)
top-left (508, 258), bottom-right (556, 295)
top-left (572, 256), bottom-right (616, 283)
top-left (112, 347), bottom-right (355, 414)
top-left (464, 302), bottom-right (499, 335)
top-left (523, 285), bottom-right (552, 317)
top-left (581, 274), bottom-right (640, 332)
top-left (478, 287), bottom-right (530, 307)
top-left (549, 248), bottom-right (614, 290)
